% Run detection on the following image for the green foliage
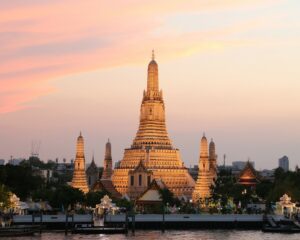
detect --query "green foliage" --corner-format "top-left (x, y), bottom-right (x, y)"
top-left (159, 188), bottom-right (178, 205)
top-left (114, 198), bottom-right (133, 211)
top-left (267, 168), bottom-right (300, 202)
top-left (49, 185), bottom-right (85, 209)
top-left (0, 184), bottom-right (10, 209)
top-left (85, 191), bottom-right (109, 208)
top-left (0, 165), bottom-right (44, 200)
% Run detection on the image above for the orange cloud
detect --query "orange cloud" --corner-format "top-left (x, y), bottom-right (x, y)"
top-left (0, 0), bottom-right (281, 113)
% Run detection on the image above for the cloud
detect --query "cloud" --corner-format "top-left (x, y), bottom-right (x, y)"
top-left (0, 0), bottom-right (281, 113)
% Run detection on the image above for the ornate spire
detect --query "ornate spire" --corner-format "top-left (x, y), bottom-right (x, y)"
top-left (209, 138), bottom-right (216, 160)
top-left (76, 132), bottom-right (84, 158)
top-left (71, 132), bottom-right (89, 193)
top-left (200, 134), bottom-right (208, 158)
top-left (152, 49), bottom-right (155, 60)
top-left (102, 139), bottom-right (113, 180)
top-left (105, 139), bottom-right (112, 160)
top-left (147, 50), bottom-right (159, 92)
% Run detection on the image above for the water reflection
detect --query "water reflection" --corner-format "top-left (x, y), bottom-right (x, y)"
top-left (5, 230), bottom-right (300, 240)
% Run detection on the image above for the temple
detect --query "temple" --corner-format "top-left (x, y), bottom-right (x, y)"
top-left (192, 134), bottom-right (217, 203)
top-left (102, 139), bottom-right (113, 180)
top-left (91, 140), bottom-right (122, 199)
top-left (237, 161), bottom-right (259, 186)
top-left (86, 155), bottom-right (99, 190)
top-left (112, 51), bottom-right (195, 199)
top-left (71, 132), bottom-right (89, 193)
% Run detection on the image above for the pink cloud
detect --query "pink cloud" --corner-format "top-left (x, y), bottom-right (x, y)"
top-left (0, 0), bottom-right (280, 113)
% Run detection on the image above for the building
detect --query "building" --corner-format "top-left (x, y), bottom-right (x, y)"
top-left (8, 158), bottom-right (24, 166)
top-left (136, 179), bottom-right (167, 213)
top-left (102, 139), bottom-right (113, 180)
top-left (278, 155), bottom-right (289, 172)
top-left (112, 51), bottom-right (195, 199)
top-left (91, 140), bottom-right (121, 199)
top-left (86, 156), bottom-right (99, 190)
top-left (71, 132), bottom-right (89, 193)
top-left (237, 161), bottom-right (259, 186)
top-left (192, 135), bottom-right (217, 203)
top-left (0, 159), bottom-right (5, 165)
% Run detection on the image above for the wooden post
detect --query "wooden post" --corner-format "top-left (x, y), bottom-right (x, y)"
top-left (65, 214), bottom-right (68, 235)
top-left (125, 211), bottom-right (129, 234)
top-left (39, 214), bottom-right (42, 234)
top-left (162, 205), bottom-right (165, 233)
top-left (132, 214), bottom-right (135, 235)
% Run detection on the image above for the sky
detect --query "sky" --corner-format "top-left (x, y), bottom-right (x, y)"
top-left (0, 0), bottom-right (299, 170)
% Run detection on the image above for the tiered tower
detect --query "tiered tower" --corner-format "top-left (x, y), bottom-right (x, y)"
top-left (112, 51), bottom-right (195, 198)
top-left (71, 132), bottom-right (89, 193)
top-left (192, 134), bottom-right (217, 203)
top-left (86, 155), bottom-right (99, 189)
top-left (102, 139), bottom-right (113, 180)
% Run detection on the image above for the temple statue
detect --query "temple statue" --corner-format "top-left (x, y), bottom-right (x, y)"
top-left (193, 134), bottom-right (217, 203)
top-left (112, 51), bottom-right (195, 199)
top-left (71, 132), bottom-right (89, 193)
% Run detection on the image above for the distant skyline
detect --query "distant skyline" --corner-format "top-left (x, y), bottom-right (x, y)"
top-left (0, 0), bottom-right (299, 170)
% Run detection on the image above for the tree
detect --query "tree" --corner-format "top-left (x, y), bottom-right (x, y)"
top-left (0, 184), bottom-right (10, 210)
top-left (49, 185), bottom-right (85, 209)
top-left (85, 191), bottom-right (109, 208)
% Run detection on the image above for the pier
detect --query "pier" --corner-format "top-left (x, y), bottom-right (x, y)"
top-left (105, 214), bottom-right (264, 230)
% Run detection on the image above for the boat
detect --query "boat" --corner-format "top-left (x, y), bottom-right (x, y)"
top-left (262, 218), bottom-right (300, 233)
top-left (0, 226), bottom-right (39, 237)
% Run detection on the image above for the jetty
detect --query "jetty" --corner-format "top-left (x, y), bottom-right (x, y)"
top-left (105, 214), bottom-right (264, 230)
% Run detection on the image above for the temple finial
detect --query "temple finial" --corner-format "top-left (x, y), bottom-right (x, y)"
top-left (108, 138), bottom-right (110, 143)
top-left (80, 131), bottom-right (82, 137)
top-left (152, 49), bottom-right (155, 60)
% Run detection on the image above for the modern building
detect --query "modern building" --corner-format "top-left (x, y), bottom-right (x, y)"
top-left (192, 135), bottom-right (217, 202)
top-left (278, 155), bottom-right (289, 172)
top-left (71, 132), bottom-right (89, 193)
top-left (0, 159), bottom-right (5, 165)
top-left (112, 51), bottom-right (195, 199)
top-left (8, 158), bottom-right (24, 166)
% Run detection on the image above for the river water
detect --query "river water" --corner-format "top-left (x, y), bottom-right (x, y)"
top-left (6, 230), bottom-right (300, 240)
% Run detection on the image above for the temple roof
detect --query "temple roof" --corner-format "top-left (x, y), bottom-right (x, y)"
top-left (129, 160), bottom-right (152, 174)
top-left (137, 179), bottom-right (166, 203)
top-left (91, 179), bottom-right (122, 199)
top-left (86, 157), bottom-right (98, 175)
top-left (237, 161), bottom-right (259, 185)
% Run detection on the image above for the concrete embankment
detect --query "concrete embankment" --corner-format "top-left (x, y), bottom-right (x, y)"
top-left (13, 214), bottom-right (93, 230)
top-left (105, 214), bottom-right (264, 230)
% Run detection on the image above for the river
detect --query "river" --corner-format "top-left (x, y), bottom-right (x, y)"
top-left (6, 230), bottom-right (300, 240)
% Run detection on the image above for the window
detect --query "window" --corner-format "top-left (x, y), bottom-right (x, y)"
top-left (130, 175), bottom-right (134, 186)
top-left (139, 174), bottom-right (142, 186)
top-left (147, 176), bottom-right (151, 186)
top-left (88, 176), bottom-right (91, 185)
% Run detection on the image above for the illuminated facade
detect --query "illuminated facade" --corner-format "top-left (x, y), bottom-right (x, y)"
top-left (192, 135), bottom-right (217, 202)
top-left (112, 51), bottom-right (195, 199)
top-left (71, 132), bottom-right (89, 193)
top-left (237, 161), bottom-right (259, 186)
